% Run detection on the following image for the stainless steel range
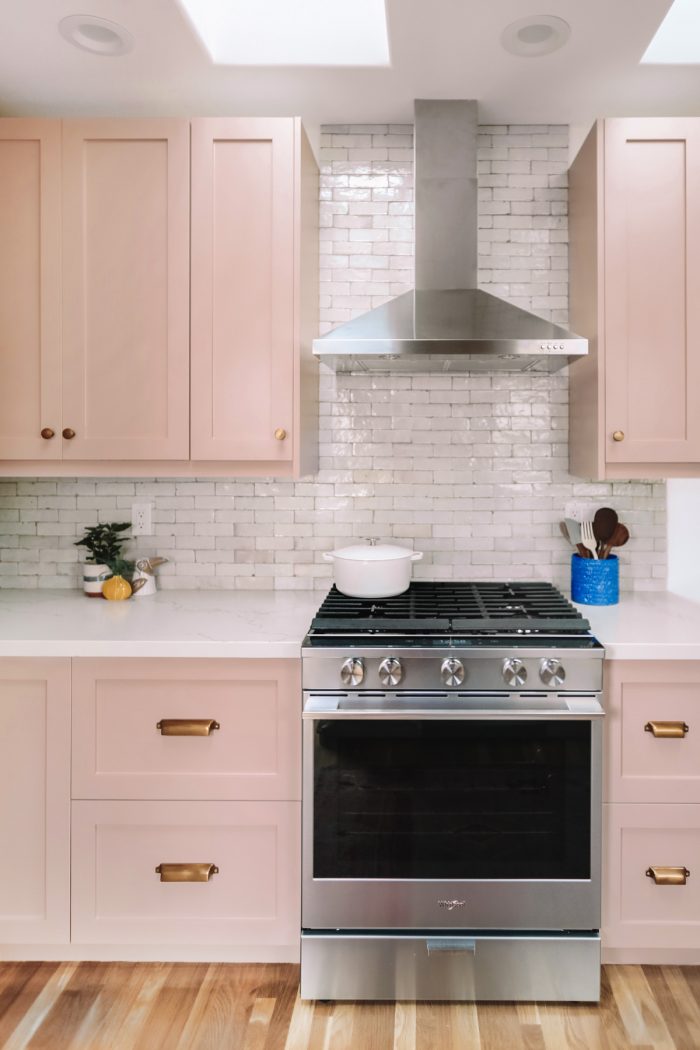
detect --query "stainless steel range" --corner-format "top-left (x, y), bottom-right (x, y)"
top-left (300, 581), bottom-right (604, 1002)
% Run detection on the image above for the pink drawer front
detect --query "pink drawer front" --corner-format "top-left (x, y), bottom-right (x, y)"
top-left (71, 800), bottom-right (300, 946)
top-left (604, 661), bottom-right (700, 803)
top-left (603, 803), bottom-right (700, 951)
top-left (72, 658), bottom-right (300, 801)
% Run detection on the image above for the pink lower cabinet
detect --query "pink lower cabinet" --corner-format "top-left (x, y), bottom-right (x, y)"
top-left (605, 660), bottom-right (700, 803)
top-left (71, 800), bottom-right (300, 946)
top-left (0, 659), bottom-right (70, 944)
top-left (602, 660), bottom-right (700, 961)
top-left (603, 804), bottom-right (700, 953)
top-left (71, 658), bottom-right (300, 801)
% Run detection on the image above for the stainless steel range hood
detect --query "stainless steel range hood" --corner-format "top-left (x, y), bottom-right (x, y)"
top-left (313, 100), bottom-right (587, 374)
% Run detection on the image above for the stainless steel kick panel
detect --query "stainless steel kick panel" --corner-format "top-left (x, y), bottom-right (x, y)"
top-left (300, 932), bottom-right (601, 1002)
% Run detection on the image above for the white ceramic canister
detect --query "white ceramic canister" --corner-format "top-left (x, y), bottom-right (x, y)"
top-left (322, 541), bottom-right (423, 598)
top-left (82, 563), bottom-right (112, 597)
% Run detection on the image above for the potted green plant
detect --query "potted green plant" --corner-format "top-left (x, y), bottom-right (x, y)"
top-left (74, 522), bottom-right (134, 597)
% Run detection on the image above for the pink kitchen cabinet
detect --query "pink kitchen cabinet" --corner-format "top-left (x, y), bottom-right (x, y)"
top-left (569, 119), bottom-right (700, 478)
top-left (0, 116), bottom-right (317, 477)
top-left (602, 660), bottom-right (700, 963)
top-left (71, 799), bottom-right (300, 947)
top-left (190, 118), bottom-right (318, 475)
top-left (61, 120), bottom-right (190, 461)
top-left (0, 659), bottom-right (70, 944)
top-left (0, 120), bottom-right (62, 461)
top-left (71, 657), bottom-right (301, 801)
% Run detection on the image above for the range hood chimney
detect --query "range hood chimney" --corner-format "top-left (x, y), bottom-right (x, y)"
top-left (313, 100), bottom-right (587, 373)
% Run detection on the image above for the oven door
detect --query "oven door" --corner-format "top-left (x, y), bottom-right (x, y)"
top-left (302, 693), bottom-right (603, 932)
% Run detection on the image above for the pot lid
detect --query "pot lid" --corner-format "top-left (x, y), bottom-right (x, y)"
top-left (329, 541), bottom-right (417, 562)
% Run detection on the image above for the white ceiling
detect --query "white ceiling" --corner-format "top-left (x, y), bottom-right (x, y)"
top-left (1, 0), bottom-right (698, 134)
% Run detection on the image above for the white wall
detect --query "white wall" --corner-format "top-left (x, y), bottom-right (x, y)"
top-left (667, 479), bottom-right (700, 599)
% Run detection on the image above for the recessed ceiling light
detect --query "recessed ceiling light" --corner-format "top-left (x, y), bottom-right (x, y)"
top-left (501, 14), bottom-right (571, 57)
top-left (58, 14), bottom-right (134, 57)
top-left (176, 0), bottom-right (390, 67)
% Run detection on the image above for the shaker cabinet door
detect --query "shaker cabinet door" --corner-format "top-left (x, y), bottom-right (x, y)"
top-left (604, 119), bottom-right (700, 465)
top-left (0, 659), bottom-right (71, 944)
top-left (61, 120), bottom-right (190, 461)
top-left (0, 120), bottom-right (62, 460)
top-left (190, 118), bottom-right (295, 464)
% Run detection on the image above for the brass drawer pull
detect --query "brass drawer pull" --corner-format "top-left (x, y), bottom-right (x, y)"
top-left (646, 866), bottom-right (690, 886)
top-left (156, 718), bottom-right (220, 736)
top-left (645, 720), bottom-right (689, 738)
top-left (155, 863), bottom-right (219, 883)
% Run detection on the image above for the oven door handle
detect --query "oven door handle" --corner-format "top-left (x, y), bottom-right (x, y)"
top-left (303, 695), bottom-right (604, 719)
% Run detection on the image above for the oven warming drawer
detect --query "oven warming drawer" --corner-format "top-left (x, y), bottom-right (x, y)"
top-left (301, 931), bottom-right (601, 1002)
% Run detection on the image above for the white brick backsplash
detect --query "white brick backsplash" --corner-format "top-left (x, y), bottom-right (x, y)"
top-left (0, 124), bottom-right (664, 593)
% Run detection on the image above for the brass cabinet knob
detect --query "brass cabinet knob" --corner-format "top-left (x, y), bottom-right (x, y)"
top-left (62, 428), bottom-right (76, 440)
top-left (40, 427), bottom-right (55, 440)
top-left (274, 428), bottom-right (287, 441)
top-left (612, 430), bottom-right (625, 442)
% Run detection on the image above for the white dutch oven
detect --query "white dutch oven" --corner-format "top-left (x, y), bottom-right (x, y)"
top-left (323, 541), bottom-right (423, 598)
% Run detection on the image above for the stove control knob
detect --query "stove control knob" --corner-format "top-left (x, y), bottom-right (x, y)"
top-left (379, 657), bottom-right (404, 687)
top-left (441, 658), bottom-right (465, 687)
top-left (502, 658), bottom-right (527, 687)
top-left (540, 658), bottom-right (566, 687)
top-left (340, 657), bottom-right (365, 687)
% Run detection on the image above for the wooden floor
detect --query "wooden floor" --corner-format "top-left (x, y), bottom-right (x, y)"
top-left (0, 962), bottom-right (699, 1049)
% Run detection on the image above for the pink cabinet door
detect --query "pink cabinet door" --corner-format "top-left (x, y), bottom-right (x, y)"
top-left (604, 661), bottom-right (700, 804)
top-left (71, 657), bottom-right (300, 801)
top-left (71, 800), bottom-right (300, 946)
top-left (0, 658), bottom-right (70, 944)
top-left (61, 120), bottom-right (190, 461)
top-left (603, 803), bottom-right (700, 951)
top-left (191, 118), bottom-right (295, 463)
top-left (604, 119), bottom-right (700, 464)
top-left (0, 120), bottom-right (61, 460)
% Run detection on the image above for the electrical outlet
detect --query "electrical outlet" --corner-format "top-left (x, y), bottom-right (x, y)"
top-left (131, 502), bottom-right (153, 536)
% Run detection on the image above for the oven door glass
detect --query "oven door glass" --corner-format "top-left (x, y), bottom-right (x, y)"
top-left (313, 719), bottom-right (591, 880)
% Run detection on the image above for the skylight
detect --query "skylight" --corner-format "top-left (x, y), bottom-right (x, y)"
top-left (177, 0), bottom-right (390, 66)
top-left (641, 0), bottom-right (700, 63)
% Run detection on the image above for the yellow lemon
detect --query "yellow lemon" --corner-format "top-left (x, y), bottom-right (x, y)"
top-left (102, 575), bottom-right (132, 601)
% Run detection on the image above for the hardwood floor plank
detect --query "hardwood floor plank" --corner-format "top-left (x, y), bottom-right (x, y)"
top-left (242, 997), bottom-right (276, 1050)
top-left (26, 961), bottom-right (107, 1050)
top-left (607, 965), bottom-right (676, 1050)
top-left (475, 1002), bottom-right (526, 1050)
top-left (642, 967), bottom-right (700, 1050)
top-left (130, 963), bottom-right (209, 1050)
top-left (0, 963), bottom-right (45, 1040)
top-left (103, 963), bottom-right (174, 1050)
top-left (392, 1001), bottom-right (416, 1050)
top-left (283, 991), bottom-right (316, 1050)
top-left (0, 962), bottom-right (77, 1050)
top-left (350, 1001), bottom-right (394, 1050)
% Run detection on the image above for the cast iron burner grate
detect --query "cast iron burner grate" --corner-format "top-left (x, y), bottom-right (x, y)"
top-left (310, 581), bottom-right (590, 635)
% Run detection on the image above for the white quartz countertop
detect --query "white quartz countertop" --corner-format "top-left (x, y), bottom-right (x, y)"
top-left (0, 587), bottom-right (699, 661)
top-left (0, 589), bottom-right (321, 658)
top-left (576, 591), bottom-right (700, 660)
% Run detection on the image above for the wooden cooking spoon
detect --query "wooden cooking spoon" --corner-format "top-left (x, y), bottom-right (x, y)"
top-left (600, 522), bottom-right (629, 560)
top-left (593, 507), bottom-right (618, 556)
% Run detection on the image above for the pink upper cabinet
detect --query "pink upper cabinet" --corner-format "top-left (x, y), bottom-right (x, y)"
top-left (570, 119), bottom-right (700, 479)
top-left (605, 120), bottom-right (700, 467)
top-left (0, 120), bottom-right (61, 460)
top-left (570, 120), bottom-right (700, 478)
top-left (191, 118), bottom-right (318, 471)
top-left (61, 120), bottom-right (190, 461)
